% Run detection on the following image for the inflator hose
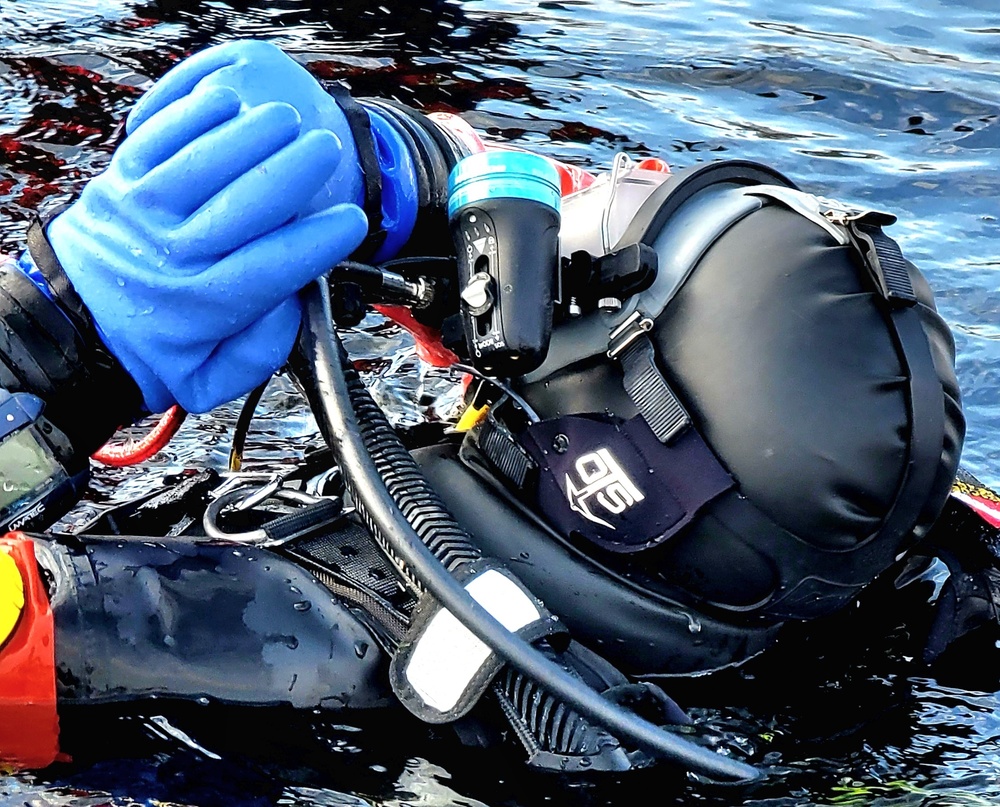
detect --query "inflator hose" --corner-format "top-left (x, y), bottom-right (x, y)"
top-left (292, 280), bottom-right (761, 783)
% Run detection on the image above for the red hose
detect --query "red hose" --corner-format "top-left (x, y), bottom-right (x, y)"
top-left (91, 405), bottom-right (187, 467)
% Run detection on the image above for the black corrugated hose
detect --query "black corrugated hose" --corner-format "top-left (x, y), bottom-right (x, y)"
top-left (291, 279), bottom-right (761, 784)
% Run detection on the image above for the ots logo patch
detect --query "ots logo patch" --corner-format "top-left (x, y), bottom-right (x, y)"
top-left (564, 448), bottom-right (645, 530)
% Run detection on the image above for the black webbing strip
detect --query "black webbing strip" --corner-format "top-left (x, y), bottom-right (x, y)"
top-left (26, 216), bottom-right (141, 385)
top-left (27, 212), bottom-right (96, 346)
top-left (261, 498), bottom-right (344, 544)
top-left (850, 222), bottom-right (918, 307)
top-left (477, 418), bottom-right (538, 491)
top-left (848, 223), bottom-right (943, 557)
top-left (618, 335), bottom-right (691, 444)
top-left (22, 215), bottom-right (144, 447)
top-left (872, 294), bottom-right (944, 552)
top-left (321, 82), bottom-right (386, 261)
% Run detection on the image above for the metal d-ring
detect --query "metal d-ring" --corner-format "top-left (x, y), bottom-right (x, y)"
top-left (202, 482), bottom-right (334, 547)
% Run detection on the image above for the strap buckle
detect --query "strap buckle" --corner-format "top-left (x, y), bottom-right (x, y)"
top-left (608, 312), bottom-right (691, 444)
top-left (820, 200), bottom-right (897, 229)
top-left (607, 311), bottom-right (654, 359)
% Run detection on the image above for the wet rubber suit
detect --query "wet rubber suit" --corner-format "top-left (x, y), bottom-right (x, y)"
top-left (0, 40), bottom-right (704, 776)
top-left (0, 39), bottom-right (998, 779)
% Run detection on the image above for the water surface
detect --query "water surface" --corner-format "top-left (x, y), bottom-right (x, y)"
top-left (1, 1), bottom-right (999, 805)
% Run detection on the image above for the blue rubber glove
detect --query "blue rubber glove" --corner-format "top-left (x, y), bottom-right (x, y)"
top-left (126, 40), bottom-right (418, 261)
top-left (47, 81), bottom-right (369, 414)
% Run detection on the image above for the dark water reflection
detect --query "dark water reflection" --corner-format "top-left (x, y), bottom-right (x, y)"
top-left (1, 0), bottom-right (999, 804)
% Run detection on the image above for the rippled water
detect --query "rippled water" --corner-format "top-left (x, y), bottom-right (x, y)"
top-left (1, 1), bottom-right (999, 805)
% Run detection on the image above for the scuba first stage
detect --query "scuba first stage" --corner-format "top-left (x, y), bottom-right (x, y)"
top-left (0, 83), bottom-right (993, 783)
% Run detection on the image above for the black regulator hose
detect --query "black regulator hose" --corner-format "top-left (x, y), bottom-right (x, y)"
top-left (293, 280), bottom-right (762, 784)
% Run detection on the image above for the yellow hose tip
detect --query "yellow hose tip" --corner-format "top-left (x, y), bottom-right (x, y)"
top-left (0, 549), bottom-right (25, 649)
top-left (455, 403), bottom-right (490, 433)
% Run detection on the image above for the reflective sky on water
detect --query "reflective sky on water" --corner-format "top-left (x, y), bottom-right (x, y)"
top-left (1, 1), bottom-right (999, 805)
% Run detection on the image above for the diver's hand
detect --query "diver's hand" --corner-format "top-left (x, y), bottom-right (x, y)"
top-left (125, 39), bottom-right (419, 261)
top-left (46, 82), bottom-right (368, 414)
top-left (126, 39), bottom-right (366, 222)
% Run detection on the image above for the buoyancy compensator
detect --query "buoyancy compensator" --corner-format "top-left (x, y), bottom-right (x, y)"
top-left (417, 156), bottom-right (965, 677)
top-left (289, 108), bottom-right (764, 782)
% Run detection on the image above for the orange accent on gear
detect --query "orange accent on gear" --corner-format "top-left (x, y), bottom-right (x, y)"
top-left (373, 305), bottom-right (461, 368)
top-left (0, 534), bottom-right (59, 769)
top-left (636, 157), bottom-right (671, 173)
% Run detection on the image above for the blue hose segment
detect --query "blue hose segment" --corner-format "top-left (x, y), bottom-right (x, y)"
top-left (448, 151), bottom-right (561, 219)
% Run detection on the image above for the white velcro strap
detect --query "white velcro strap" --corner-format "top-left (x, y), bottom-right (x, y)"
top-left (404, 569), bottom-right (541, 713)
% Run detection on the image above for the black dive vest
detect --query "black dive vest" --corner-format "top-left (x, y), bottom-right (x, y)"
top-left (417, 160), bottom-right (964, 677)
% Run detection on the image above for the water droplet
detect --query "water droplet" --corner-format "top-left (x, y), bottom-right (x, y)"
top-left (116, 276), bottom-right (126, 286)
top-left (163, 635), bottom-right (176, 647)
top-left (686, 613), bottom-right (702, 633)
top-left (354, 640), bottom-right (370, 659)
top-left (293, 601), bottom-right (312, 612)
top-left (284, 636), bottom-right (299, 650)
top-left (196, 697), bottom-right (210, 706)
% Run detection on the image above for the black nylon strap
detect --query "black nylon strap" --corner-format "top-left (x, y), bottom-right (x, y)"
top-left (27, 212), bottom-right (94, 344)
top-left (288, 518), bottom-right (415, 608)
top-left (874, 289), bottom-right (945, 555)
top-left (0, 268), bottom-right (79, 394)
top-left (476, 416), bottom-right (538, 491)
top-left (26, 214), bottom-right (138, 382)
top-left (848, 223), bottom-right (944, 555)
top-left (261, 498), bottom-right (344, 544)
top-left (321, 82), bottom-right (386, 261)
top-left (850, 221), bottom-right (918, 307)
top-left (617, 335), bottom-right (691, 444)
top-left (20, 214), bottom-right (144, 450)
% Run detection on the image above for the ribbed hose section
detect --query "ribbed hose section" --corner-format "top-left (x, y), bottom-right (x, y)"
top-left (344, 369), bottom-right (481, 575)
top-left (499, 667), bottom-right (601, 756)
